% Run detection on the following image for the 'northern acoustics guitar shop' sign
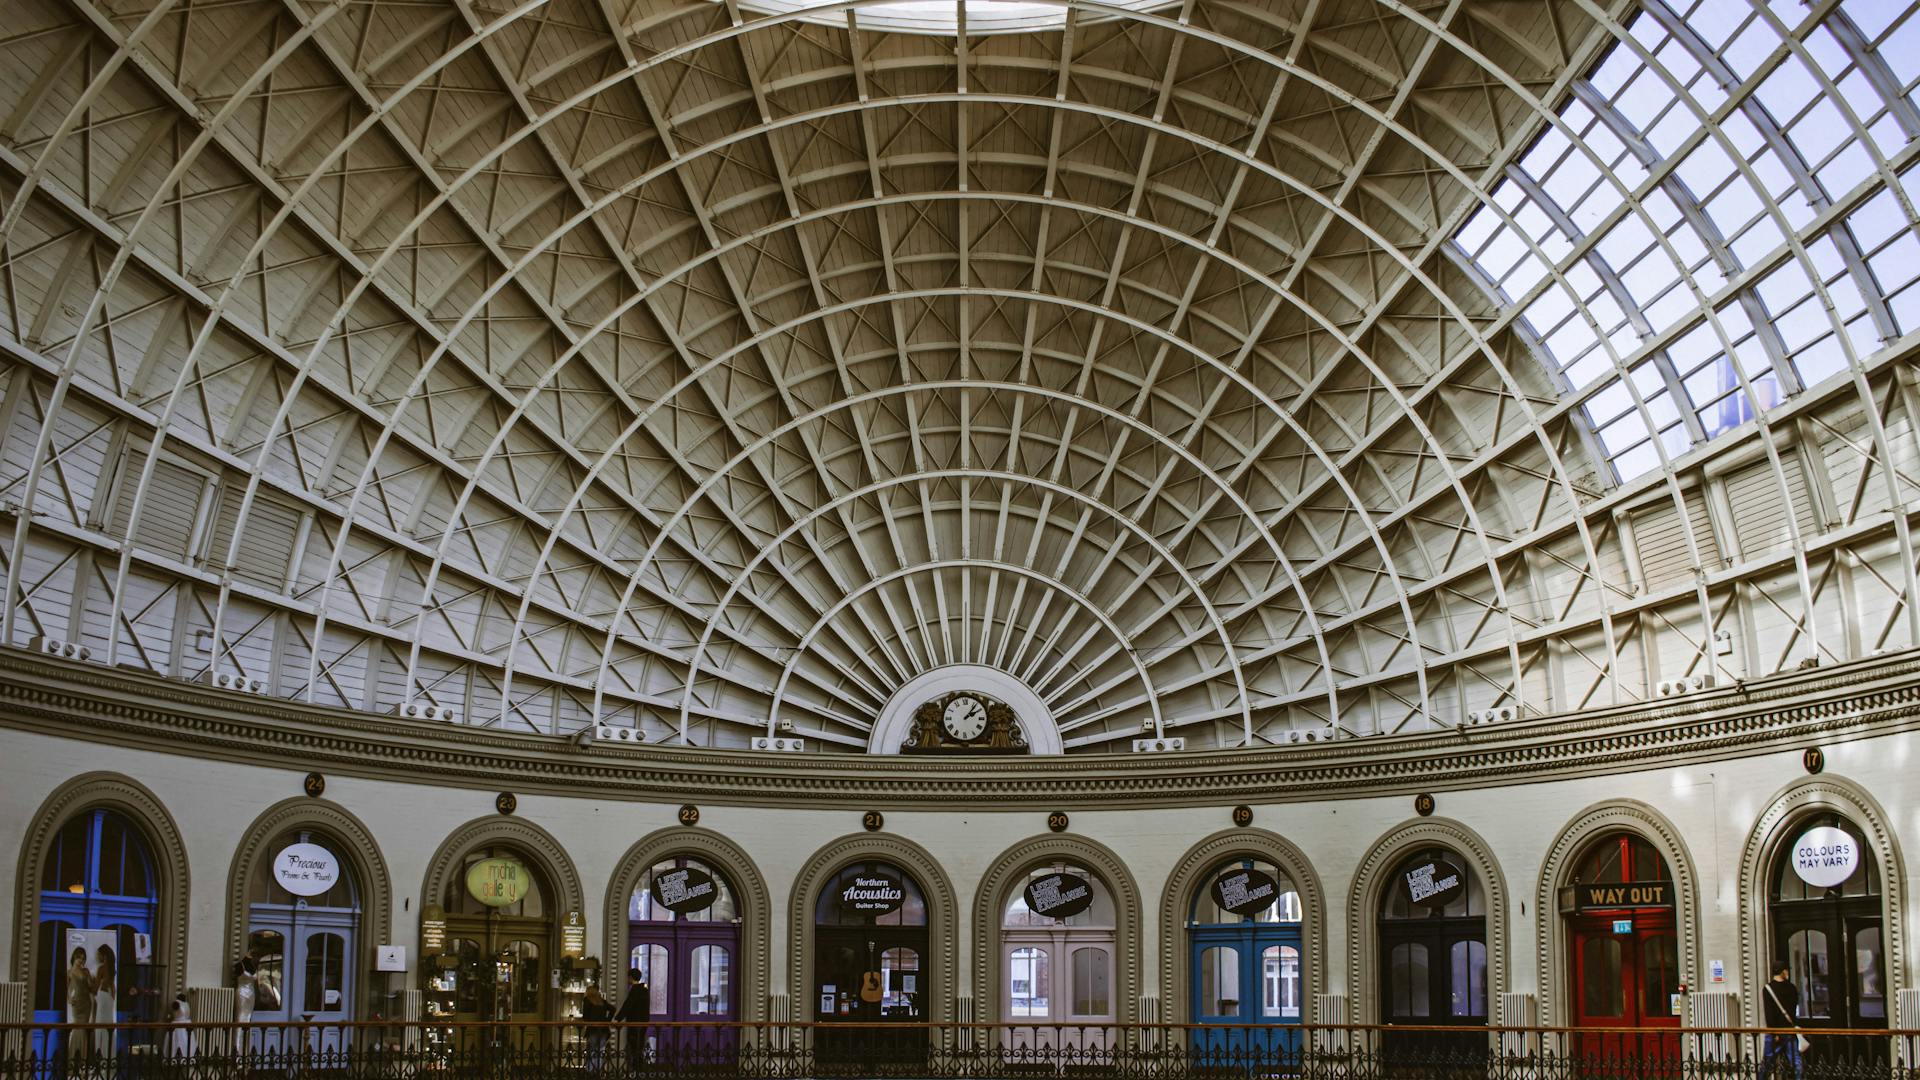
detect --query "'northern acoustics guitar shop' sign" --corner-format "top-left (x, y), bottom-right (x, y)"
top-left (840, 874), bottom-right (906, 916)
top-left (1023, 872), bottom-right (1095, 920)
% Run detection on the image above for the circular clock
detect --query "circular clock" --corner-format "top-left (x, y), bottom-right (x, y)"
top-left (942, 694), bottom-right (989, 742)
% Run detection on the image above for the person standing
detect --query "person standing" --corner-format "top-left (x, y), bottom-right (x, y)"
top-left (1758, 960), bottom-right (1805, 1080)
top-left (581, 984), bottom-right (613, 1075)
top-left (165, 995), bottom-right (196, 1059)
top-left (614, 968), bottom-right (649, 1071)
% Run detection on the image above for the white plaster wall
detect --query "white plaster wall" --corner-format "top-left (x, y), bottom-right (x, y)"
top-left (3, 729), bottom-right (1916, 1019)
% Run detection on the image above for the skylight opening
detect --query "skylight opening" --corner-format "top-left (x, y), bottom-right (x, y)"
top-left (734, 0), bottom-right (1177, 34)
top-left (1450, 0), bottom-right (1920, 485)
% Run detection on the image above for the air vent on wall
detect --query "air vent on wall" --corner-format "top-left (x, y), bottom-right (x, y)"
top-left (202, 671), bottom-right (265, 693)
top-left (394, 701), bottom-right (458, 722)
top-left (1655, 674), bottom-right (1716, 697)
top-left (752, 736), bottom-right (805, 752)
top-left (1132, 737), bottom-right (1185, 752)
top-left (27, 636), bottom-right (93, 661)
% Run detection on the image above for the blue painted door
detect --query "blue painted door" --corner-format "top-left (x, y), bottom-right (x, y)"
top-left (33, 810), bottom-right (160, 1061)
top-left (1189, 925), bottom-right (1301, 1068)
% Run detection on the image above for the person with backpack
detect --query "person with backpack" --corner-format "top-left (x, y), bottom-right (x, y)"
top-left (1759, 960), bottom-right (1807, 1080)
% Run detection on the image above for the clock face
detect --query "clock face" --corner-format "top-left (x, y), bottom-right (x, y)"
top-left (942, 695), bottom-right (989, 741)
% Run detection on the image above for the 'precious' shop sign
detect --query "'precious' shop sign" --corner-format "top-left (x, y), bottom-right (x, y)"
top-left (272, 843), bottom-right (340, 897)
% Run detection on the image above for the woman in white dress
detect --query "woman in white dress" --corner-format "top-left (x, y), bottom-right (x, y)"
top-left (92, 944), bottom-right (116, 1059)
top-left (234, 954), bottom-right (258, 1055)
top-left (165, 995), bottom-right (195, 1059)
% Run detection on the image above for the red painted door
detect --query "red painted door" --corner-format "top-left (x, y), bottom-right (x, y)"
top-left (1570, 914), bottom-right (1680, 1077)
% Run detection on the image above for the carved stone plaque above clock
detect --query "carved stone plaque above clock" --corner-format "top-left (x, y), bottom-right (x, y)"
top-left (900, 691), bottom-right (1030, 754)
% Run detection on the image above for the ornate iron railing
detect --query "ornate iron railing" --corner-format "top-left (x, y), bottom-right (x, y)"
top-left (3, 1020), bottom-right (1913, 1079)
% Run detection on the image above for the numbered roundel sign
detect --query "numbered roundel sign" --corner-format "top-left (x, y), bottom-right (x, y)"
top-left (678, 805), bottom-right (701, 827)
top-left (862, 810), bottom-right (885, 832)
top-left (1047, 811), bottom-right (1070, 833)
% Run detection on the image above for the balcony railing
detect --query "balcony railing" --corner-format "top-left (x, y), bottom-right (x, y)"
top-left (3, 1020), bottom-right (1912, 1080)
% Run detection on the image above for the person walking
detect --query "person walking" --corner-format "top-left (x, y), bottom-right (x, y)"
top-left (614, 968), bottom-right (649, 1072)
top-left (1758, 960), bottom-right (1806, 1080)
top-left (581, 985), bottom-right (613, 1075)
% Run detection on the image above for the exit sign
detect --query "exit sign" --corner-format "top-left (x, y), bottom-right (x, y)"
top-left (1613, 919), bottom-right (1633, 934)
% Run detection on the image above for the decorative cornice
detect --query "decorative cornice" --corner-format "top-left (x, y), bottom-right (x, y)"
top-left (2, 649), bottom-right (1918, 807)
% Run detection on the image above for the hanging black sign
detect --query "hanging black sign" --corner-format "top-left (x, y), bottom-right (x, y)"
top-left (1023, 873), bottom-right (1095, 920)
top-left (1404, 859), bottom-right (1465, 908)
top-left (1210, 867), bottom-right (1282, 917)
top-left (655, 866), bottom-right (720, 914)
top-left (1570, 882), bottom-right (1673, 911)
top-left (839, 873), bottom-right (906, 915)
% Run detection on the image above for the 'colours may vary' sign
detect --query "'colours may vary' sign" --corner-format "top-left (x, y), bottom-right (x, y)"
top-left (1790, 826), bottom-right (1858, 888)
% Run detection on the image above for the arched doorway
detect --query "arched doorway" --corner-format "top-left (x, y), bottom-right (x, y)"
top-left (32, 808), bottom-right (161, 1058)
top-left (629, 856), bottom-right (741, 1061)
top-left (1378, 847), bottom-right (1486, 1064)
top-left (244, 827), bottom-right (362, 1054)
top-left (1188, 859), bottom-right (1302, 1063)
top-left (1000, 863), bottom-right (1116, 1055)
top-left (812, 861), bottom-right (929, 1066)
top-left (1768, 812), bottom-right (1887, 1071)
top-left (1561, 833), bottom-right (1679, 1069)
top-left (423, 845), bottom-right (558, 1043)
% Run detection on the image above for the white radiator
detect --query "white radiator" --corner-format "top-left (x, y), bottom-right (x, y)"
top-left (0, 982), bottom-right (24, 1062)
top-left (393, 987), bottom-right (423, 1050)
top-left (1497, 992), bottom-right (1537, 1060)
top-left (188, 987), bottom-right (238, 1056)
top-left (1685, 991), bottom-right (1738, 1063)
top-left (1897, 988), bottom-right (1920, 1065)
top-left (1313, 993), bottom-right (1349, 1055)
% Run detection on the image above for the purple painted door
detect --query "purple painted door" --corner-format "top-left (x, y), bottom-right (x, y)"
top-left (629, 920), bottom-right (739, 1063)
